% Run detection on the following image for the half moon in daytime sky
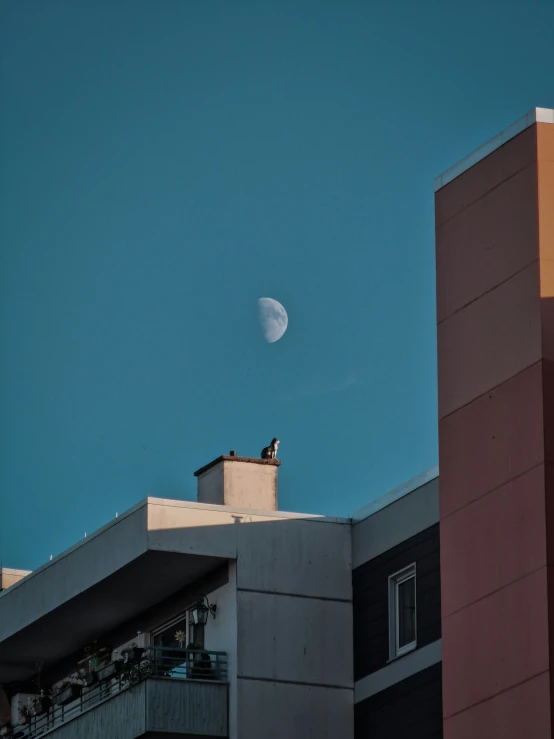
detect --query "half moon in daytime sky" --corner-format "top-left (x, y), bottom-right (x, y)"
top-left (258, 297), bottom-right (288, 343)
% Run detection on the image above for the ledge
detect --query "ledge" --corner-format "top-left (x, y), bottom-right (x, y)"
top-left (194, 455), bottom-right (281, 477)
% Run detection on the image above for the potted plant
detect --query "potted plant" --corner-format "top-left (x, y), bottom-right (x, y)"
top-left (96, 660), bottom-right (120, 683)
top-left (30, 662), bottom-right (52, 716)
top-left (80, 668), bottom-right (98, 687)
top-left (83, 641), bottom-right (99, 671)
top-left (52, 681), bottom-right (82, 706)
top-left (33, 691), bottom-right (52, 716)
top-left (120, 646), bottom-right (144, 664)
top-left (18, 705), bottom-right (32, 725)
top-left (186, 643), bottom-right (213, 680)
top-left (120, 661), bottom-right (140, 685)
top-left (83, 642), bottom-right (110, 671)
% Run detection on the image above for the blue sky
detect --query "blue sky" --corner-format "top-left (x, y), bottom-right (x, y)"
top-left (1, 0), bottom-right (553, 569)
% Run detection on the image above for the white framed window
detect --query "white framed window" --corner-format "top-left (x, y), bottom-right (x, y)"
top-left (152, 610), bottom-right (193, 649)
top-left (388, 563), bottom-right (417, 660)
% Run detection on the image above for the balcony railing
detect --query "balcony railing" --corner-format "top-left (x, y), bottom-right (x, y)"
top-left (9, 647), bottom-right (227, 739)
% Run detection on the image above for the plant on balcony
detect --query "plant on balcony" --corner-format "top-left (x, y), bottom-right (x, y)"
top-left (120, 646), bottom-right (144, 664)
top-left (32, 691), bottom-right (52, 716)
top-left (186, 643), bottom-right (213, 680)
top-left (79, 667), bottom-right (98, 687)
top-left (18, 704), bottom-right (32, 725)
top-left (83, 641), bottom-right (110, 672)
top-left (115, 644), bottom-right (148, 686)
top-left (120, 661), bottom-right (140, 685)
top-left (30, 662), bottom-right (52, 715)
top-left (83, 640), bottom-right (100, 670)
top-left (120, 655), bottom-right (152, 686)
top-left (96, 661), bottom-right (121, 683)
top-left (52, 681), bottom-right (82, 706)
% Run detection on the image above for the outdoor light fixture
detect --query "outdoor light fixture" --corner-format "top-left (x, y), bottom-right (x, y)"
top-left (191, 595), bottom-right (217, 625)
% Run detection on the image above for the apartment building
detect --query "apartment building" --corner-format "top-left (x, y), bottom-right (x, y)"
top-left (1, 106), bottom-right (554, 739)
top-left (0, 455), bottom-right (353, 739)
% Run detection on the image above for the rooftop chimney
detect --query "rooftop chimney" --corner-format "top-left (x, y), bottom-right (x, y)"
top-left (194, 452), bottom-right (280, 511)
top-left (0, 568), bottom-right (31, 592)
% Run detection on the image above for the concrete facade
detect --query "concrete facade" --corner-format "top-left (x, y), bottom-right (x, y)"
top-left (0, 457), bottom-right (352, 739)
top-left (150, 496), bottom-right (353, 739)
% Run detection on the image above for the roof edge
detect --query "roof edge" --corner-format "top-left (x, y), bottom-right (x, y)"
top-left (146, 496), bottom-right (350, 524)
top-left (194, 455), bottom-right (281, 477)
top-left (434, 107), bottom-right (554, 192)
top-left (0, 498), bottom-right (149, 602)
top-left (352, 464), bottom-right (439, 523)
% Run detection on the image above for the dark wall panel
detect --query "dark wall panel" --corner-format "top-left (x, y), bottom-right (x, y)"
top-left (355, 663), bottom-right (443, 739)
top-left (353, 524), bottom-right (441, 680)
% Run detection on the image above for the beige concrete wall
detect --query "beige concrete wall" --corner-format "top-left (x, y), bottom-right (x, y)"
top-left (204, 566), bottom-right (238, 739)
top-left (237, 679), bottom-right (353, 739)
top-left (196, 462), bottom-right (224, 505)
top-left (147, 500), bottom-right (351, 600)
top-left (0, 568), bottom-right (31, 592)
top-left (235, 515), bottom-right (351, 599)
top-left (237, 591), bottom-right (352, 687)
top-left (222, 459), bottom-right (277, 510)
top-left (147, 499), bottom-right (353, 738)
top-left (197, 459), bottom-right (277, 511)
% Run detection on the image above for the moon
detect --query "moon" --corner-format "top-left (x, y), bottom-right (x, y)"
top-left (258, 297), bottom-right (288, 343)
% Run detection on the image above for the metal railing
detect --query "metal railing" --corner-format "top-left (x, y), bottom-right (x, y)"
top-left (148, 645), bottom-right (227, 681)
top-left (9, 647), bottom-right (227, 739)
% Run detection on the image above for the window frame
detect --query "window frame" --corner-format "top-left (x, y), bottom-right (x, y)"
top-left (152, 610), bottom-right (193, 647)
top-left (388, 562), bottom-right (417, 660)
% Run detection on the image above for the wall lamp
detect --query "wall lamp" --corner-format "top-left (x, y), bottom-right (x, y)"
top-left (191, 595), bottom-right (217, 625)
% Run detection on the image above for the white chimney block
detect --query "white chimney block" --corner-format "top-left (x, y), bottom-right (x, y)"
top-left (194, 454), bottom-right (280, 511)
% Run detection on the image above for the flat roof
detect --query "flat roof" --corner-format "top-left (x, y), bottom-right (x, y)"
top-left (194, 455), bottom-right (281, 477)
top-left (435, 107), bottom-right (554, 192)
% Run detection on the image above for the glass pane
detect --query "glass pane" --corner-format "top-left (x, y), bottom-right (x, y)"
top-left (153, 616), bottom-right (188, 648)
top-left (397, 576), bottom-right (416, 649)
top-left (153, 616), bottom-right (189, 677)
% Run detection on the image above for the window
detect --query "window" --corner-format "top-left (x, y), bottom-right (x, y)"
top-left (152, 611), bottom-right (195, 678)
top-left (152, 611), bottom-right (194, 649)
top-left (388, 563), bottom-right (416, 659)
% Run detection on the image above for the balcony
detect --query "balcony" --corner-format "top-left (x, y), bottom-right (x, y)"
top-left (8, 647), bottom-right (228, 739)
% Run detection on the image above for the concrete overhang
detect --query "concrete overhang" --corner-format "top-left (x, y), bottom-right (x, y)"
top-left (0, 497), bottom-right (344, 683)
